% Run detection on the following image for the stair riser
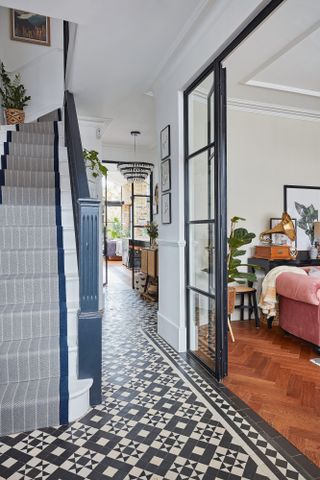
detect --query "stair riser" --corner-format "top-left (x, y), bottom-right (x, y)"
top-left (17, 122), bottom-right (58, 135)
top-left (4, 143), bottom-right (56, 159)
top-left (10, 132), bottom-right (56, 146)
top-left (0, 206), bottom-right (74, 227)
top-left (0, 275), bottom-right (78, 306)
top-left (1, 187), bottom-right (58, 206)
top-left (0, 227), bottom-right (59, 249)
top-left (2, 171), bottom-right (59, 189)
top-left (0, 250), bottom-right (77, 276)
top-left (2, 171), bottom-right (70, 190)
top-left (1, 188), bottom-right (72, 206)
top-left (0, 277), bottom-right (60, 305)
top-left (0, 339), bottom-right (62, 384)
top-left (0, 379), bottom-right (60, 436)
top-left (0, 310), bottom-right (60, 342)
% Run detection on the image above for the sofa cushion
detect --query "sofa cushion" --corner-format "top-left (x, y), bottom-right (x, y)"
top-left (276, 272), bottom-right (320, 306)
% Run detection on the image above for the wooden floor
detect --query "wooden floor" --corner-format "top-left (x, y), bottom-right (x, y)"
top-left (224, 320), bottom-right (320, 467)
top-left (106, 260), bottom-right (132, 288)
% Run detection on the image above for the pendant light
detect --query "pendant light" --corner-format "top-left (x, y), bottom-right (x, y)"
top-left (118, 131), bottom-right (153, 182)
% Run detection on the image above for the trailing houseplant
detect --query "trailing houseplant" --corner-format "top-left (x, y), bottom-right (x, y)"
top-left (227, 216), bottom-right (257, 314)
top-left (146, 221), bottom-right (158, 248)
top-left (83, 149), bottom-right (108, 178)
top-left (0, 62), bottom-right (31, 125)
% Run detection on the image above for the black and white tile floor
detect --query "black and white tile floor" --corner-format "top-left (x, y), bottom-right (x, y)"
top-left (0, 284), bottom-right (319, 479)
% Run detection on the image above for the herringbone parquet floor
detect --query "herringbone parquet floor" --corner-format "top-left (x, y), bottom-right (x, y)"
top-left (224, 320), bottom-right (320, 467)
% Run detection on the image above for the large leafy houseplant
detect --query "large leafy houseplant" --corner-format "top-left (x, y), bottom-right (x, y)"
top-left (83, 149), bottom-right (107, 178)
top-left (227, 216), bottom-right (257, 284)
top-left (0, 62), bottom-right (31, 124)
top-left (227, 217), bottom-right (257, 314)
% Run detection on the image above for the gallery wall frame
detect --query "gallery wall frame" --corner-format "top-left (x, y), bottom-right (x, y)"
top-left (161, 158), bottom-right (171, 192)
top-left (10, 9), bottom-right (51, 46)
top-left (161, 192), bottom-right (171, 224)
top-left (160, 125), bottom-right (170, 161)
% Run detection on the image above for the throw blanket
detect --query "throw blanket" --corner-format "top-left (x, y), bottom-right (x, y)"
top-left (259, 266), bottom-right (307, 318)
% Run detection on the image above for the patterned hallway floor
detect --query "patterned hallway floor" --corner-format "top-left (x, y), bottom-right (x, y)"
top-left (0, 284), bottom-right (319, 479)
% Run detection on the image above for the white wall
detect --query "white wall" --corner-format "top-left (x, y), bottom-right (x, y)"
top-left (153, 0), bottom-right (265, 352)
top-left (0, 6), bottom-right (64, 123)
top-left (228, 109), bottom-right (320, 255)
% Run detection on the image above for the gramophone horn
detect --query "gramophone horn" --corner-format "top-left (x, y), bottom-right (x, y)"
top-left (260, 212), bottom-right (296, 244)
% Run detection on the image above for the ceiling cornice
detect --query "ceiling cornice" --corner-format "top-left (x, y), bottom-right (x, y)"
top-left (228, 98), bottom-right (320, 122)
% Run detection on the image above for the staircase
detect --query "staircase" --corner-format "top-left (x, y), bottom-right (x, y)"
top-left (0, 111), bottom-right (92, 436)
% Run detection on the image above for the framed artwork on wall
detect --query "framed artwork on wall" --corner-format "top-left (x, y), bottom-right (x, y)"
top-left (10, 9), bottom-right (51, 46)
top-left (161, 193), bottom-right (171, 224)
top-left (160, 125), bottom-right (170, 160)
top-left (284, 185), bottom-right (320, 250)
top-left (153, 183), bottom-right (159, 215)
top-left (161, 158), bottom-right (171, 192)
top-left (269, 217), bottom-right (297, 246)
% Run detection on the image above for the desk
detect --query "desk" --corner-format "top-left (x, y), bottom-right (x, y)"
top-left (248, 257), bottom-right (320, 274)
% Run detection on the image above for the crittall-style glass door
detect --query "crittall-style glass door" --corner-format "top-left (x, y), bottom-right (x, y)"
top-left (185, 63), bottom-right (227, 380)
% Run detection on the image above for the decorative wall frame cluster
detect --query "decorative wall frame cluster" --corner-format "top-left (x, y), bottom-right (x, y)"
top-left (160, 125), bottom-right (171, 224)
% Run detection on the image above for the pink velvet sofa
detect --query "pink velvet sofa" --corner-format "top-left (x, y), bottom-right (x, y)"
top-left (276, 268), bottom-right (320, 350)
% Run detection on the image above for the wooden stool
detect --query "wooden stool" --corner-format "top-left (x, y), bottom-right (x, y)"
top-left (235, 286), bottom-right (260, 328)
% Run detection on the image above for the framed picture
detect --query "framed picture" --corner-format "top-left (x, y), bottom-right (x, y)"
top-left (269, 217), bottom-right (297, 246)
top-left (284, 185), bottom-right (320, 250)
top-left (160, 125), bottom-right (170, 160)
top-left (161, 158), bottom-right (171, 192)
top-left (10, 10), bottom-right (51, 46)
top-left (161, 193), bottom-right (171, 224)
top-left (153, 183), bottom-right (159, 215)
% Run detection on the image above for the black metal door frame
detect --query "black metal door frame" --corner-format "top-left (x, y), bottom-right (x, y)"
top-left (184, 0), bottom-right (284, 380)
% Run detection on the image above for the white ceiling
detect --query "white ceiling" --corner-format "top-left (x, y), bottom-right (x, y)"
top-left (0, 0), bottom-right (209, 148)
top-left (225, 0), bottom-right (320, 114)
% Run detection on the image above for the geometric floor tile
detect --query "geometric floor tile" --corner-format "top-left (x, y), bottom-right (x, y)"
top-left (0, 284), bottom-right (316, 480)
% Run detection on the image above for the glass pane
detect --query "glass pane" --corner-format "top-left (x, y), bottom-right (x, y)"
top-left (188, 72), bottom-right (214, 155)
top-left (189, 223), bottom-right (215, 294)
top-left (134, 196), bottom-right (150, 227)
top-left (134, 227), bottom-right (148, 241)
top-left (189, 290), bottom-right (215, 370)
top-left (107, 206), bottom-right (123, 239)
top-left (189, 151), bottom-right (214, 221)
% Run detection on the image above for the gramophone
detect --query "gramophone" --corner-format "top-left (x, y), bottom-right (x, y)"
top-left (255, 212), bottom-right (297, 260)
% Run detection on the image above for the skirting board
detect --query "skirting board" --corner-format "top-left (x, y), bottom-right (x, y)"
top-left (157, 311), bottom-right (186, 353)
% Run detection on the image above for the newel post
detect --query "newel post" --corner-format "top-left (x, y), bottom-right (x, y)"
top-left (78, 198), bottom-right (102, 405)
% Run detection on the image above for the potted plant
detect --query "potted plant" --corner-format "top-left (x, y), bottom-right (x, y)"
top-left (227, 216), bottom-right (257, 314)
top-left (0, 62), bottom-right (31, 125)
top-left (146, 222), bottom-right (158, 249)
top-left (83, 149), bottom-right (108, 178)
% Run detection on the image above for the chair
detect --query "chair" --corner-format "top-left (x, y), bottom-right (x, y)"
top-left (235, 286), bottom-right (260, 328)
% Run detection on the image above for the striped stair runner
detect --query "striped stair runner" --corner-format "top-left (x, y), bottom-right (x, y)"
top-left (0, 114), bottom-right (69, 436)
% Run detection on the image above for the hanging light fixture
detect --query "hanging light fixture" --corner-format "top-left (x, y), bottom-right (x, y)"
top-left (117, 131), bottom-right (153, 182)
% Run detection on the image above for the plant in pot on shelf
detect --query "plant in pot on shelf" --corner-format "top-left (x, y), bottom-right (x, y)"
top-left (146, 221), bottom-right (158, 249)
top-left (227, 216), bottom-right (257, 315)
top-left (83, 149), bottom-right (108, 178)
top-left (0, 62), bottom-right (31, 125)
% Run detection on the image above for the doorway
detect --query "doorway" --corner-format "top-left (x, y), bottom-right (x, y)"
top-left (103, 161), bottom-right (153, 289)
top-left (184, 0), bottom-right (284, 380)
